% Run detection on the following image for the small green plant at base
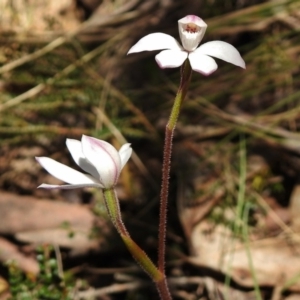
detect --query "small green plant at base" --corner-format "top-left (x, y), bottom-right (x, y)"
top-left (7, 245), bottom-right (74, 300)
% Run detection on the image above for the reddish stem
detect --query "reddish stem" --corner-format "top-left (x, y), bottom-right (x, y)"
top-left (158, 61), bottom-right (192, 276)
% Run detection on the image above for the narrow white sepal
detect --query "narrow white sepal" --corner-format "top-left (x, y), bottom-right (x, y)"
top-left (119, 143), bottom-right (132, 170)
top-left (36, 157), bottom-right (99, 185)
top-left (196, 41), bottom-right (246, 69)
top-left (128, 33), bottom-right (183, 54)
top-left (37, 183), bottom-right (104, 189)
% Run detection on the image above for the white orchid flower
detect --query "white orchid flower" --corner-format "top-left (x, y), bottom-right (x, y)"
top-left (128, 15), bottom-right (245, 75)
top-left (36, 135), bottom-right (132, 190)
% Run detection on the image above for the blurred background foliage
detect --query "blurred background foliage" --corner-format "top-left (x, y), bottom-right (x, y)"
top-left (0, 0), bottom-right (299, 194)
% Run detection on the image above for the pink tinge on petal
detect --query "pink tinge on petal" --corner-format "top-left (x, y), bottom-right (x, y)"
top-left (188, 52), bottom-right (218, 76)
top-left (197, 41), bottom-right (246, 69)
top-left (155, 50), bottom-right (188, 69)
top-left (127, 33), bottom-right (182, 54)
top-left (81, 135), bottom-right (121, 188)
top-left (178, 15), bottom-right (206, 27)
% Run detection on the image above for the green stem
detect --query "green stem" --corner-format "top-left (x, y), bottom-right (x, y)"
top-left (158, 60), bottom-right (192, 273)
top-left (102, 188), bottom-right (171, 300)
top-left (102, 187), bottom-right (128, 236)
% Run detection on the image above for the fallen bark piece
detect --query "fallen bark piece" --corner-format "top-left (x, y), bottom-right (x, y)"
top-left (0, 191), bottom-right (96, 234)
top-left (16, 228), bottom-right (99, 253)
top-left (0, 191), bottom-right (111, 252)
top-left (0, 237), bottom-right (39, 275)
top-left (188, 220), bottom-right (300, 292)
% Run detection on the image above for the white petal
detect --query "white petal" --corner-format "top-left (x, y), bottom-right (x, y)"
top-left (178, 15), bottom-right (207, 52)
top-left (66, 139), bottom-right (100, 179)
top-left (81, 135), bottom-right (121, 188)
top-left (118, 143), bottom-right (132, 170)
top-left (188, 52), bottom-right (218, 75)
top-left (36, 157), bottom-right (100, 185)
top-left (38, 183), bottom-right (104, 189)
top-left (155, 50), bottom-right (188, 69)
top-left (128, 33), bottom-right (182, 54)
top-left (196, 41), bottom-right (246, 69)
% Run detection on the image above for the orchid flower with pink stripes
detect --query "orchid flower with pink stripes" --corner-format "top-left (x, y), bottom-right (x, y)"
top-left (36, 135), bottom-right (132, 190)
top-left (128, 15), bottom-right (245, 75)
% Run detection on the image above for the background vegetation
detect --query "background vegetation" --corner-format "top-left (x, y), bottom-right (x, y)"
top-left (0, 0), bottom-right (300, 299)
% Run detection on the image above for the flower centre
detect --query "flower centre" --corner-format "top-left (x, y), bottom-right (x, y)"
top-left (185, 23), bottom-right (198, 33)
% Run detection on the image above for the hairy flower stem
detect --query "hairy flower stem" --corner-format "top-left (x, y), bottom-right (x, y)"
top-left (102, 188), bottom-right (171, 300)
top-left (158, 60), bottom-right (192, 274)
